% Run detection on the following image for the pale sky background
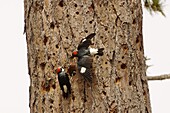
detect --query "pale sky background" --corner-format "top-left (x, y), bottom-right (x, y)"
top-left (0, 0), bottom-right (169, 113)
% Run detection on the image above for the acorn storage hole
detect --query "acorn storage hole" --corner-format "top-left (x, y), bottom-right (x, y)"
top-left (74, 3), bottom-right (77, 7)
top-left (102, 91), bottom-right (106, 95)
top-left (89, 20), bottom-right (93, 24)
top-left (56, 44), bottom-right (59, 48)
top-left (40, 62), bottom-right (46, 70)
top-left (59, 0), bottom-right (64, 7)
top-left (50, 22), bottom-right (55, 29)
top-left (66, 14), bottom-right (69, 17)
top-left (76, 11), bottom-right (79, 15)
top-left (85, 30), bottom-right (88, 33)
top-left (105, 27), bottom-right (108, 31)
top-left (49, 98), bottom-right (54, 104)
top-left (43, 35), bottom-right (48, 45)
top-left (121, 63), bottom-right (127, 69)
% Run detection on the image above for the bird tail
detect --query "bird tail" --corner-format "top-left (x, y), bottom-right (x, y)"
top-left (63, 85), bottom-right (67, 93)
top-left (82, 68), bottom-right (92, 83)
top-left (63, 84), bottom-right (71, 99)
top-left (96, 48), bottom-right (104, 56)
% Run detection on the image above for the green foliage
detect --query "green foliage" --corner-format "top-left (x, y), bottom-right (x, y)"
top-left (144, 0), bottom-right (165, 16)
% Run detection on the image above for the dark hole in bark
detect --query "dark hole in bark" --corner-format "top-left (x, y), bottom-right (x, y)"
top-left (49, 98), bottom-right (54, 104)
top-left (89, 20), bottom-right (93, 24)
top-left (105, 27), bottom-right (108, 31)
top-left (53, 53), bottom-right (55, 56)
top-left (48, 56), bottom-right (51, 60)
top-left (105, 62), bottom-right (107, 64)
top-left (145, 107), bottom-right (149, 113)
top-left (50, 22), bottom-right (55, 29)
top-left (136, 37), bottom-right (139, 43)
top-left (42, 98), bottom-right (45, 104)
top-left (84, 98), bottom-right (87, 102)
top-left (121, 63), bottom-right (127, 69)
top-left (66, 14), bottom-right (69, 17)
top-left (66, 37), bottom-right (68, 39)
top-left (91, 2), bottom-right (94, 9)
top-left (85, 30), bottom-right (88, 33)
top-left (76, 11), bottom-right (79, 15)
top-left (133, 18), bottom-right (136, 24)
top-left (74, 3), bottom-right (77, 7)
top-left (72, 95), bottom-right (75, 101)
top-left (44, 35), bottom-right (48, 45)
top-left (96, 56), bottom-right (99, 59)
top-left (143, 90), bottom-right (146, 96)
top-left (50, 105), bottom-right (53, 109)
top-left (102, 91), bottom-right (106, 95)
top-left (129, 81), bottom-right (132, 86)
top-left (115, 77), bottom-right (121, 83)
top-left (122, 56), bottom-right (124, 59)
top-left (40, 62), bottom-right (46, 70)
top-left (59, 0), bottom-right (64, 7)
top-left (56, 44), bottom-right (59, 48)
top-left (100, 36), bottom-right (103, 38)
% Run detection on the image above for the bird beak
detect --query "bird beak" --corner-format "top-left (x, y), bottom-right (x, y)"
top-left (70, 56), bottom-right (74, 59)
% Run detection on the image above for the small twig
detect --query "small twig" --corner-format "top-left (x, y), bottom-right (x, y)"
top-left (147, 74), bottom-right (170, 81)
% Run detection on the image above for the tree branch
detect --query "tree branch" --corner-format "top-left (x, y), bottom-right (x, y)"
top-left (147, 74), bottom-right (170, 81)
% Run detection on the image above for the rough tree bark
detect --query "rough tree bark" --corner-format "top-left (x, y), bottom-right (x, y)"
top-left (24, 0), bottom-right (151, 113)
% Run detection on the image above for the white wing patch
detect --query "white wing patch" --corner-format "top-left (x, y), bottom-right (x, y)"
top-left (61, 68), bottom-right (65, 72)
top-left (80, 67), bottom-right (86, 73)
top-left (63, 85), bottom-right (67, 93)
top-left (82, 38), bottom-right (86, 42)
top-left (89, 48), bottom-right (98, 55)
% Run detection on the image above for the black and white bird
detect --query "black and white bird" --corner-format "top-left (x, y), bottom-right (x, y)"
top-left (72, 47), bottom-right (104, 58)
top-left (71, 33), bottom-right (104, 82)
top-left (56, 67), bottom-right (71, 98)
top-left (71, 33), bottom-right (104, 58)
top-left (77, 55), bottom-right (93, 82)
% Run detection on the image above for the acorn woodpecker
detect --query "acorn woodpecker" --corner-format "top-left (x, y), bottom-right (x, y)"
top-left (56, 67), bottom-right (71, 98)
top-left (71, 33), bottom-right (104, 58)
top-left (72, 47), bottom-right (104, 58)
top-left (77, 55), bottom-right (93, 82)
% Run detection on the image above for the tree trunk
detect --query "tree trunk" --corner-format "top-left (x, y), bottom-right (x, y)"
top-left (24, 0), bottom-right (151, 112)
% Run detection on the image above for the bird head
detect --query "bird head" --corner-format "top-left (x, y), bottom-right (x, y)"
top-left (56, 67), bottom-right (64, 74)
top-left (71, 51), bottom-right (78, 58)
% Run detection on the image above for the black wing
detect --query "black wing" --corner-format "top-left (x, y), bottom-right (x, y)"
top-left (65, 73), bottom-right (71, 93)
top-left (58, 72), bottom-right (70, 87)
top-left (77, 55), bottom-right (93, 82)
top-left (77, 55), bottom-right (93, 68)
top-left (78, 33), bottom-right (96, 50)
